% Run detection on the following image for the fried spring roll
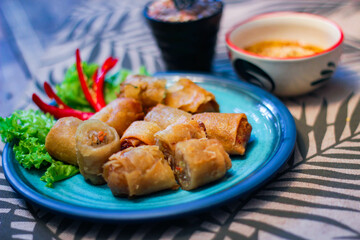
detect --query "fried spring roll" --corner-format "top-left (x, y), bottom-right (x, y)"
top-left (174, 138), bottom-right (232, 190)
top-left (120, 75), bottom-right (167, 110)
top-left (144, 104), bottom-right (192, 129)
top-left (75, 119), bottom-right (121, 185)
top-left (90, 98), bottom-right (144, 137)
top-left (119, 121), bottom-right (161, 150)
top-left (45, 117), bottom-right (82, 166)
top-left (165, 78), bottom-right (219, 113)
top-left (154, 120), bottom-right (206, 168)
top-left (192, 113), bottom-right (252, 155)
top-left (103, 145), bottom-right (178, 197)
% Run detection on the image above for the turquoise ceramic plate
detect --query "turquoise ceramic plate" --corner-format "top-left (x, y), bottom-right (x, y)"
top-left (2, 73), bottom-right (296, 222)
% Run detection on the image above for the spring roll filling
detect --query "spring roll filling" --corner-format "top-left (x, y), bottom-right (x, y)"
top-left (78, 126), bottom-right (117, 150)
top-left (120, 138), bottom-right (143, 150)
top-left (156, 140), bottom-right (174, 168)
top-left (174, 157), bottom-right (190, 189)
top-left (88, 130), bottom-right (108, 146)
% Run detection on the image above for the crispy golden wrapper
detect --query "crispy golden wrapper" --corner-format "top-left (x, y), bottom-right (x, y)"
top-left (144, 104), bottom-right (192, 130)
top-left (103, 145), bottom-right (178, 197)
top-left (90, 98), bottom-right (144, 137)
top-left (45, 117), bottom-right (82, 166)
top-left (154, 120), bottom-right (206, 168)
top-left (174, 138), bottom-right (232, 190)
top-left (119, 121), bottom-right (161, 150)
top-left (192, 113), bottom-right (252, 155)
top-left (120, 75), bottom-right (167, 110)
top-left (75, 119), bottom-right (121, 185)
top-left (165, 78), bottom-right (219, 113)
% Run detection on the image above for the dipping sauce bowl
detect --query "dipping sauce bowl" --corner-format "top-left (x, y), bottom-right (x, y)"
top-left (226, 12), bottom-right (344, 96)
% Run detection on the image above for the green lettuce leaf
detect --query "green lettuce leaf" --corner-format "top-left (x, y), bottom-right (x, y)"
top-left (138, 66), bottom-right (151, 76)
top-left (0, 110), bottom-right (54, 169)
top-left (13, 137), bottom-right (53, 169)
top-left (0, 109), bottom-right (55, 144)
top-left (40, 161), bottom-right (79, 188)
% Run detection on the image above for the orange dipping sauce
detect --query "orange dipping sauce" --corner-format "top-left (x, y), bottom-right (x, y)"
top-left (244, 40), bottom-right (324, 58)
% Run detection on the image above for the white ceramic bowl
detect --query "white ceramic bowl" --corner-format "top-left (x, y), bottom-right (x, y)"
top-left (226, 12), bottom-right (344, 96)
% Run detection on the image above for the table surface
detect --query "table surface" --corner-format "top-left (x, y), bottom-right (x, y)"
top-left (1, 0), bottom-right (360, 239)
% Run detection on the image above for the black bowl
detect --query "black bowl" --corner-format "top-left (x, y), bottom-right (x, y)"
top-left (144, 1), bottom-right (223, 72)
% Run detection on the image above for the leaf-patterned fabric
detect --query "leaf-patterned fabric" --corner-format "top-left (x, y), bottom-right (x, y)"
top-left (0, 0), bottom-right (360, 239)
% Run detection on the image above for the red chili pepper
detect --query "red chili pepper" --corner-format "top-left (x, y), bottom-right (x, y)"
top-left (32, 94), bottom-right (94, 120)
top-left (96, 57), bottom-right (118, 107)
top-left (75, 49), bottom-right (117, 111)
top-left (92, 68), bottom-right (99, 92)
top-left (43, 82), bottom-right (70, 110)
top-left (33, 49), bottom-right (118, 120)
top-left (75, 49), bottom-right (101, 112)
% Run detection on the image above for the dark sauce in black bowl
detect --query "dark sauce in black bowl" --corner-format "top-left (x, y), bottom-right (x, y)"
top-left (148, 0), bottom-right (222, 22)
top-left (144, 0), bottom-right (223, 72)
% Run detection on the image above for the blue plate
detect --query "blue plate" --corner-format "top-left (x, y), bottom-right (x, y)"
top-left (2, 73), bottom-right (296, 222)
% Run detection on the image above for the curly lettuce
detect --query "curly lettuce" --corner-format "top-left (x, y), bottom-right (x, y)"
top-left (41, 160), bottom-right (79, 188)
top-left (13, 137), bottom-right (53, 169)
top-left (0, 110), bottom-right (79, 187)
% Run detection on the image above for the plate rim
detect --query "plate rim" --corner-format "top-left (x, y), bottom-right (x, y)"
top-left (2, 72), bottom-right (296, 222)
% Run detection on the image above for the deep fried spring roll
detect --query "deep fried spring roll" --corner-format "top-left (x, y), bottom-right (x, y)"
top-left (90, 98), bottom-right (144, 137)
top-left (154, 120), bottom-right (206, 168)
top-left (165, 78), bottom-right (219, 113)
top-left (45, 117), bottom-right (82, 166)
top-left (103, 145), bottom-right (178, 197)
top-left (192, 113), bottom-right (252, 155)
top-left (120, 75), bottom-right (167, 110)
top-left (174, 138), bottom-right (232, 190)
top-left (75, 119), bottom-right (121, 185)
top-left (144, 104), bottom-right (192, 129)
top-left (119, 121), bottom-right (161, 150)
